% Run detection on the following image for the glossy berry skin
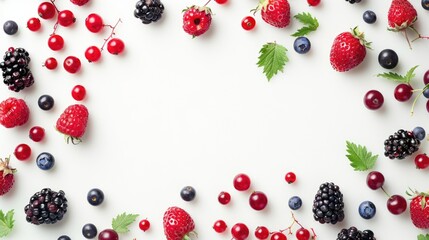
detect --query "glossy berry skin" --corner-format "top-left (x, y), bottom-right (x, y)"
top-left (363, 10), bottom-right (377, 24)
top-left (3, 20), bottom-right (18, 35)
top-left (180, 186), bottom-right (196, 201)
top-left (293, 37), bottom-right (311, 54)
top-left (215, 0), bottom-right (228, 4)
top-left (271, 232), bottom-right (287, 240)
top-left (85, 13), bottom-right (104, 33)
top-left (366, 171), bottom-right (385, 190)
top-left (241, 16), bottom-right (256, 30)
top-left (29, 126), bottom-right (45, 142)
top-left (358, 201), bottom-right (376, 219)
top-left (85, 46), bottom-right (102, 62)
top-left (98, 229), bottom-right (119, 240)
top-left (58, 10), bottom-right (76, 27)
top-left (87, 188), bottom-right (104, 206)
top-left (285, 172), bottom-right (296, 183)
top-left (38, 95), bottom-right (55, 111)
top-left (427, 100), bottom-right (429, 113)
top-left (63, 56), bottom-right (81, 74)
top-left (71, 0), bottom-right (90, 6)
top-left (72, 85), bottom-right (86, 101)
top-left (413, 127), bottom-right (426, 141)
top-left (423, 0), bottom-right (429, 10)
top-left (0, 97), bottom-right (30, 128)
top-left (255, 226), bottom-right (270, 239)
top-left (36, 152), bottom-right (55, 170)
top-left (260, 0), bottom-right (290, 28)
top-left (48, 35), bottom-right (65, 51)
top-left (218, 191), bottom-right (231, 205)
top-left (82, 223), bottom-right (98, 239)
top-left (387, 194), bottom-right (407, 215)
top-left (296, 228), bottom-right (310, 240)
top-left (182, 6), bottom-right (212, 37)
top-left (394, 83), bottom-right (413, 102)
top-left (249, 191), bottom-right (268, 210)
top-left (58, 236), bottom-right (71, 240)
top-left (307, 0), bottom-right (321, 6)
top-left (364, 90), bottom-right (384, 110)
top-left (423, 70), bottom-right (429, 85)
top-left (330, 28), bottom-right (368, 72)
top-left (231, 223), bottom-right (249, 240)
top-left (38, 2), bottom-right (56, 20)
top-left (213, 219), bottom-right (227, 233)
top-left (44, 57), bottom-right (58, 70)
top-left (27, 18), bottom-right (41, 31)
top-left (288, 196), bottom-right (302, 210)
top-left (415, 154), bottom-right (429, 169)
top-left (378, 49), bottom-right (398, 69)
top-left (14, 143), bottom-right (31, 161)
top-left (423, 89), bottom-right (429, 98)
top-left (233, 173), bottom-right (251, 191)
top-left (139, 219), bottom-right (150, 232)
top-left (107, 38), bottom-right (125, 55)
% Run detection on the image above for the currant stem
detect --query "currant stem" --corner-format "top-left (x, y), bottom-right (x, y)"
top-left (381, 186), bottom-right (391, 198)
top-left (311, 228), bottom-right (317, 239)
top-left (403, 29), bottom-right (412, 50)
top-left (203, 0), bottom-right (213, 7)
top-left (100, 18), bottom-right (122, 52)
top-left (49, 0), bottom-right (60, 35)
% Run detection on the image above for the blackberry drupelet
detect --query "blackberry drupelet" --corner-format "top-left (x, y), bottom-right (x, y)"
top-left (384, 129), bottom-right (420, 159)
top-left (336, 226), bottom-right (376, 240)
top-left (134, 0), bottom-right (164, 24)
top-left (0, 47), bottom-right (34, 92)
top-left (345, 0), bottom-right (361, 3)
top-left (24, 188), bottom-right (68, 225)
top-left (312, 182), bottom-right (345, 224)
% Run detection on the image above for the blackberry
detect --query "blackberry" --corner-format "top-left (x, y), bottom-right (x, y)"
top-left (384, 129), bottom-right (420, 159)
top-left (134, 0), bottom-right (164, 24)
top-left (345, 0), bottom-right (361, 3)
top-left (312, 182), bottom-right (345, 224)
top-left (336, 226), bottom-right (376, 240)
top-left (24, 188), bottom-right (68, 225)
top-left (0, 47), bottom-right (34, 92)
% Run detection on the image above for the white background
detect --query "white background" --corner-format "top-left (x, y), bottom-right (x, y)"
top-left (0, 0), bottom-right (429, 239)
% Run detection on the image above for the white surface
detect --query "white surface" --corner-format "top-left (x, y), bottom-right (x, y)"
top-left (0, 0), bottom-right (429, 239)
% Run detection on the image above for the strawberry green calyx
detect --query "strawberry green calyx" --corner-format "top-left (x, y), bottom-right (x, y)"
top-left (0, 157), bottom-right (16, 177)
top-left (351, 27), bottom-right (371, 49)
top-left (183, 5), bottom-right (212, 15)
top-left (183, 231), bottom-right (198, 240)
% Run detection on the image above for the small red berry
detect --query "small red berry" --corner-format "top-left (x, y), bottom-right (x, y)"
top-left (107, 38), bottom-right (125, 55)
top-left (85, 46), bottom-right (102, 62)
top-left (233, 173), bottom-right (251, 191)
top-left (63, 56), bottom-right (81, 74)
top-left (215, 0), bottom-right (228, 4)
top-left (270, 232), bottom-right (287, 240)
top-left (249, 191), bottom-right (268, 210)
top-left (48, 35), bottom-right (65, 51)
top-left (44, 57), bottom-right (58, 70)
top-left (231, 223), bottom-right (249, 240)
top-left (139, 219), bottom-right (150, 232)
top-left (29, 126), bottom-right (45, 142)
top-left (307, 0), bottom-right (321, 6)
top-left (14, 143), bottom-right (31, 161)
top-left (85, 13), bottom-right (104, 33)
top-left (296, 228), bottom-right (311, 240)
top-left (255, 226), bottom-right (270, 239)
top-left (394, 83), bottom-right (413, 102)
top-left (27, 18), bottom-right (41, 31)
top-left (285, 172), bottom-right (296, 184)
top-left (415, 153), bottom-right (429, 169)
top-left (213, 219), bottom-right (227, 233)
top-left (241, 16), bottom-right (256, 31)
top-left (218, 191), bottom-right (231, 205)
top-left (38, 2), bottom-right (56, 20)
top-left (58, 10), bottom-right (76, 27)
top-left (71, 85), bottom-right (86, 101)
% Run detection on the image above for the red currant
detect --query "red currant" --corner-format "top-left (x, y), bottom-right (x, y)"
top-left (387, 194), bottom-right (407, 215)
top-left (366, 171), bottom-right (384, 190)
top-left (296, 228), bottom-right (310, 240)
top-left (213, 219), bottom-right (227, 233)
top-left (270, 232), bottom-right (287, 240)
top-left (85, 46), bottom-right (102, 62)
top-left (215, 0), bottom-right (228, 4)
top-left (415, 153), bottom-right (429, 169)
top-left (63, 56), bottom-right (81, 74)
top-left (285, 172), bottom-right (296, 184)
top-left (44, 57), bottom-right (58, 70)
top-left (364, 90), bottom-right (384, 110)
top-left (29, 126), bottom-right (45, 142)
top-left (255, 226), bottom-right (270, 240)
top-left (85, 13), bottom-right (104, 33)
top-left (27, 17), bottom-right (41, 31)
top-left (71, 85), bottom-right (86, 101)
top-left (241, 16), bottom-right (256, 31)
top-left (38, 2), bottom-right (56, 20)
top-left (249, 191), bottom-right (268, 210)
top-left (48, 34), bottom-right (64, 51)
top-left (107, 38), bottom-right (125, 55)
top-left (14, 143), bottom-right (32, 161)
top-left (231, 223), bottom-right (249, 240)
top-left (394, 83), bottom-right (413, 102)
top-left (218, 191), bottom-right (231, 205)
top-left (138, 219), bottom-right (150, 232)
top-left (307, 0), bottom-right (321, 6)
top-left (58, 10), bottom-right (76, 27)
top-left (233, 173), bottom-right (251, 191)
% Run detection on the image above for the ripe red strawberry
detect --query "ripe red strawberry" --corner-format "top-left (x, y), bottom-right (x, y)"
top-left (182, 6), bottom-right (212, 37)
top-left (0, 156), bottom-right (16, 196)
top-left (70, 0), bottom-right (90, 6)
top-left (163, 206), bottom-right (195, 240)
top-left (0, 97), bottom-right (30, 128)
top-left (409, 190), bottom-right (429, 229)
top-left (388, 0), bottom-right (417, 31)
top-left (255, 0), bottom-right (290, 28)
top-left (56, 104), bottom-right (89, 143)
top-left (329, 27), bottom-right (371, 72)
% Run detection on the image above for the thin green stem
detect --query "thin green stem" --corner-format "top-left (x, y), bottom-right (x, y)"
top-left (203, 0), bottom-right (212, 7)
top-left (381, 187), bottom-right (391, 198)
top-left (410, 89), bottom-right (424, 116)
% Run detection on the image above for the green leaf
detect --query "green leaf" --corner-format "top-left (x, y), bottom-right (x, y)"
top-left (291, 12), bottom-right (319, 37)
top-left (377, 65), bottom-right (418, 84)
top-left (345, 141), bottom-right (378, 171)
top-left (418, 234), bottom-right (429, 240)
top-left (0, 210), bottom-right (14, 238)
top-left (111, 212), bottom-right (139, 234)
top-left (257, 42), bottom-right (288, 81)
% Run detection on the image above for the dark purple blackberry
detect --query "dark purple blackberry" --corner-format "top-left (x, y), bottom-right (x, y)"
top-left (24, 188), bottom-right (68, 225)
top-left (0, 47), bottom-right (34, 92)
top-left (134, 0), bottom-right (164, 24)
top-left (336, 226), bottom-right (376, 240)
top-left (312, 182), bottom-right (345, 224)
top-left (384, 129), bottom-right (420, 159)
top-left (345, 0), bottom-right (361, 3)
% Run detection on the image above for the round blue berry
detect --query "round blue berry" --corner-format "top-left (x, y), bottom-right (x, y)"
top-left (87, 188), bottom-right (104, 206)
top-left (422, 0), bottom-right (429, 10)
top-left (36, 152), bottom-right (55, 170)
top-left (180, 186), bottom-right (196, 201)
top-left (82, 223), bottom-right (98, 239)
top-left (363, 10), bottom-right (377, 24)
top-left (358, 201), bottom-right (376, 219)
top-left (288, 196), bottom-right (302, 210)
top-left (38, 95), bottom-right (55, 111)
top-left (3, 20), bottom-right (18, 35)
top-left (57, 235), bottom-right (71, 240)
top-left (293, 37), bottom-right (311, 54)
top-left (423, 89), bottom-right (429, 98)
top-left (413, 126), bottom-right (426, 141)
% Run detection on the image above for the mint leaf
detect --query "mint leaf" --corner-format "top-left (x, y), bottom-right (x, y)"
top-left (345, 141), bottom-right (378, 171)
top-left (377, 65), bottom-right (418, 84)
top-left (291, 12), bottom-right (319, 37)
top-left (418, 234), bottom-right (429, 240)
top-left (0, 210), bottom-right (14, 238)
top-left (112, 212), bottom-right (139, 234)
top-left (257, 42), bottom-right (288, 81)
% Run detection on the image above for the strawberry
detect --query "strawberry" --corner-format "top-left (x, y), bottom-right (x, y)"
top-left (254, 0), bottom-right (290, 28)
top-left (388, 0), bottom-right (417, 31)
top-left (70, 0), bottom-right (90, 6)
top-left (0, 156), bottom-right (16, 196)
top-left (329, 27), bottom-right (371, 72)
top-left (409, 190), bottom-right (429, 229)
top-left (56, 104), bottom-right (89, 144)
top-left (0, 97), bottom-right (30, 128)
top-left (182, 6), bottom-right (212, 37)
top-left (163, 206), bottom-right (195, 240)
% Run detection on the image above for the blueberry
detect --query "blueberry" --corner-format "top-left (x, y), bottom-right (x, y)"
top-left (288, 196), bottom-right (302, 210)
top-left (423, 89), bottom-right (429, 98)
top-left (3, 20), bottom-right (18, 35)
top-left (36, 152), bottom-right (55, 170)
top-left (363, 10), bottom-right (377, 24)
top-left (358, 201), bottom-right (376, 219)
top-left (87, 188), bottom-right (104, 206)
top-left (38, 94), bottom-right (55, 111)
top-left (378, 49), bottom-right (398, 69)
top-left (422, 0), bottom-right (429, 10)
top-left (293, 37), bottom-right (311, 54)
top-left (82, 223), bottom-right (98, 239)
top-left (58, 235), bottom-right (71, 240)
top-left (180, 186), bottom-right (196, 201)
top-left (413, 126), bottom-right (426, 141)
